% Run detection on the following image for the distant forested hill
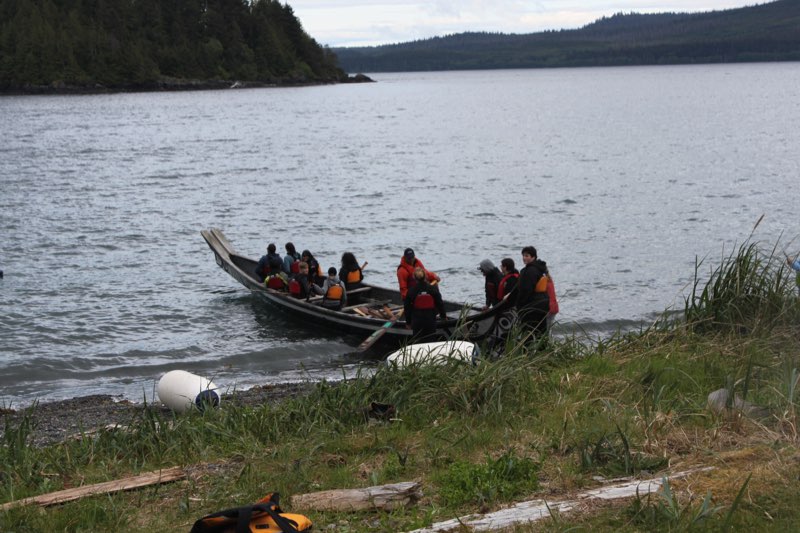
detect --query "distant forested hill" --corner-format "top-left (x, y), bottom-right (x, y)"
top-left (335, 0), bottom-right (800, 72)
top-left (0, 0), bottom-right (347, 92)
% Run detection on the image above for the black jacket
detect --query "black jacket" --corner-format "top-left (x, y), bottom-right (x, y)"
top-left (404, 281), bottom-right (447, 327)
top-left (515, 259), bottom-right (550, 311)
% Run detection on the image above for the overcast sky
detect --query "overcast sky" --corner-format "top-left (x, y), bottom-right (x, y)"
top-left (289, 1), bottom-right (763, 47)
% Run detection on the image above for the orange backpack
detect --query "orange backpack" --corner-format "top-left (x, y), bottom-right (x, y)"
top-left (190, 492), bottom-right (312, 533)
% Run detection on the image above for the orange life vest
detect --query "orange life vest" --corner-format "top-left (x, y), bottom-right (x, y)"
top-left (325, 283), bottom-right (344, 301)
top-left (346, 269), bottom-right (362, 284)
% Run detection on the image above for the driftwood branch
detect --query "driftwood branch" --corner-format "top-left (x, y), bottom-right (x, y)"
top-left (291, 481), bottom-right (422, 511)
top-left (407, 468), bottom-right (714, 532)
top-left (0, 466), bottom-right (186, 511)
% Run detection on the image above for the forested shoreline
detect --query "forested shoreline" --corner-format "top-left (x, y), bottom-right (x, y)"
top-left (335, 0), bottom-right (800, 73)
top-left (0, 0), bottom-right (351, 94)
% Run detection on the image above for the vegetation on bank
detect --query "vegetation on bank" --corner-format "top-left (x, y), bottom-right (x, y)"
top-left (335, 0), bottom-right (800, 73)
top-left (2, 237), bottom-right (800, 531)
top-left (0, 0), bottom-right (347, 92)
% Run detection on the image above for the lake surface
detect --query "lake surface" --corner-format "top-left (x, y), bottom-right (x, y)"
top-left (2, 63), bottom-right (799, 407)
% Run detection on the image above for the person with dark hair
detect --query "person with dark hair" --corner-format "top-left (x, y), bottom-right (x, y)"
top-left (497, 257), bottom-right (519, 301)
top-left (404, 267), bottom-right (447, 341)
top-left (397, 248), bottom-right (440, 300)
top-left (515, 246), bottom-right (551, 340)
top-left (320, 267), bottom-right (346, 310)
top-left (478, 258), bottom-right (503, 310)
top-left (339, 252), bottom-right (368, 290)
top-left (301, 249), bottom-right (323, 285)
top-left (283, 242), bottom-right (302, 275)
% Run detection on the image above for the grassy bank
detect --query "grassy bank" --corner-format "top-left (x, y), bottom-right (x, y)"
top-left (3, 240), bottom-right (800, 531)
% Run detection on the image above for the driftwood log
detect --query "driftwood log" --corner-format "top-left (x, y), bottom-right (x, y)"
top-left (0, 466), bottom-right (185, 511)
top-left (291, 481), bottom-right (422, 511)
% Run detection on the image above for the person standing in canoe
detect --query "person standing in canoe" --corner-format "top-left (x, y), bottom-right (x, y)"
top-left (404, 267), bottom-right (447, 341)
top-left (515, 246), bottom-right (551, 341)
top-left (397, 248), bottom-right (440, 300)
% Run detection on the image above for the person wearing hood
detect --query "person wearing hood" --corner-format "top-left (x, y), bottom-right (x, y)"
top-left (397, 248), bottom-right (440, 300)
top-left (478, 258), bottom-right (503, 310)
top-left (320, 267), bottom-right (347, 310)
top-left (515, 246), bottom-right (551, 339)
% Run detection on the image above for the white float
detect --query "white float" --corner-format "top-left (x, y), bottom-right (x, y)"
top-left (385, 340), bottom-right (479, 368)
top-left (157, 370), bottom-right (220, 413)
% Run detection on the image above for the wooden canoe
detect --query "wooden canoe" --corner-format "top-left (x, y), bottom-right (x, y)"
top-left (201, 228), bottom-right (514, 345)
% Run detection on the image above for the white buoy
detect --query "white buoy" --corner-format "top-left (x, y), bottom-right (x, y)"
top-left (157, 370), bottom-right (220, 413)
top-left (385, 340), bottom-right (479, 368)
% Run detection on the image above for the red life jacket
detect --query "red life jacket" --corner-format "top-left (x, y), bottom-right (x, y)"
top-left (288, 279), bottom-right (302, 297)
top-left (266, 275), bottom-right (287, 290)
top-left (290, 261), bottom-right (300, 274)
top-left (413, 292), bottom-right (435, 310)
top-left (497, 272), bottom-right (519, 300)
top-left (547, 277), bottom-right (559, 315)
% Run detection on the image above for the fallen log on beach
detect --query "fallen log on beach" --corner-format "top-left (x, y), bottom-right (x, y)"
top-left (291, 481), bottom-right (422, 511)
top-left (0, 467), bottom-right (186, 511)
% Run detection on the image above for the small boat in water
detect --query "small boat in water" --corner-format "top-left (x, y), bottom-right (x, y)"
top-left (201, 228), bottom-right (514, 347)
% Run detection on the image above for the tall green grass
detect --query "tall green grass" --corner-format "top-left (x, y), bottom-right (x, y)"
top-left (684, 239), bottom-right (799, 334)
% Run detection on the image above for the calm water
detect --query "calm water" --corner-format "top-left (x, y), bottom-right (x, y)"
top-left (2, 63), bottom-right (799, 406)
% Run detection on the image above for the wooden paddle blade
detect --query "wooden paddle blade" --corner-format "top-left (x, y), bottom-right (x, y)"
top-left (356, 310), bottom-right (404, 353)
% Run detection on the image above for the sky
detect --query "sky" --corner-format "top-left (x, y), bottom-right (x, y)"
top-left (289, 1), bottom-right (764, 47)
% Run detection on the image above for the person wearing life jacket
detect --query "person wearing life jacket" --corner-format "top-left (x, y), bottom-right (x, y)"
top-left (404, 267), bottom-right (447, 341)
top-left (288, 261), bottom-right (323, 299)
top-left (320, 267), bottom-right (347, 310)
top-left (283, 242), bottom-right (302, 276)
top-left (515, 245), bottom-right (551, 340)
top-left (255, 243), bottom-right (284, 282)
top-left (478, 258), bottom-right (503, 310)
top-left (497, 257), bottom-right (519, 301)
top-left (397, 248), bottom-right (440, 300)
top-left (301, 250), bottom-right (324, 285)
top-left (339, 252), bottom-right (367, 290)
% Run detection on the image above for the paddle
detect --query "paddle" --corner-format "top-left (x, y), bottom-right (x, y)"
top-left (356, 309), bottom-right (404, 353)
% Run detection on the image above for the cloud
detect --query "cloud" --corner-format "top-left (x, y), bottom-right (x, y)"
top-left (291, 1), bottom-right (757, 47)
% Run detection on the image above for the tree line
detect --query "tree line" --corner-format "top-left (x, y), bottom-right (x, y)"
top-left (334, 0), bottom-right (800, 73)
top-left (0, 0), bottom-right (346, 92)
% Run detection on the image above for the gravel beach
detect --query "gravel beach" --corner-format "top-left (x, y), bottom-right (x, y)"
top-left (0, 382), bottom-right (313, 447)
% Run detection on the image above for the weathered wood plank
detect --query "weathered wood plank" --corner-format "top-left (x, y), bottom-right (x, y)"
top-left (0, 467), bottom-right (186, 511)
top-left (291, 481), bottom-right (422, 511)
top-left (407, 468), bottom-right (714, 532)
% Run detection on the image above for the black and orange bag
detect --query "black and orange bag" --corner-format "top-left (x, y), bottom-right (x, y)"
top-left (190, 492), bottom-right (312, 533)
